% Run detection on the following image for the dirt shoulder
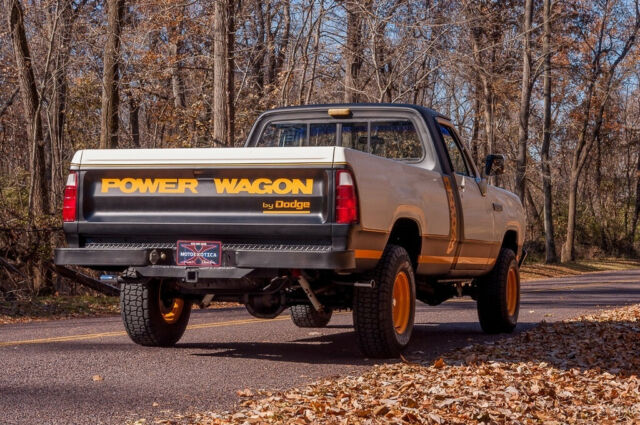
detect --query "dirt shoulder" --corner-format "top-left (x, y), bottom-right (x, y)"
top-left (0, 294), bottom-right (241, 325)
top-left (152, 303), bottom-right (640, 424)
top-left (0, 295), bottom-right (119, 325)
top-left (520, 258), bottom-right (640, 281)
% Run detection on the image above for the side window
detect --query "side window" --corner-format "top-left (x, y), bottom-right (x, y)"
top-left (341, 122), bottom-right (368, 152)
top-left (440, 125), bottom-right (470, 176)
top-left (256, 123), bottom-right (306, 147)
top-left (309, 123), bottom-right (337, 146)
top-left (370, 120), bottom-right (423, 160)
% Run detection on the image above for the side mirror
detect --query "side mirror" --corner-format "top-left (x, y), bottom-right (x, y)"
top-left (484, 154), bottom-right (505, 177)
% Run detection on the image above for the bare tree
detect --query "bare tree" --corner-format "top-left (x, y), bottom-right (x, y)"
top-left (169, 17), bottom-right (187, 109)
top-left (343, 1), bottom-right (364, 103)
top-left (540, 0), bottom-right (557, 263)
top-left (562, 1), bottom-right (640, 261)
top-left (515, 0), bottom-right (533, 203)
top-left (226, 0), bottom-right (236, 145)
top-left (213, 0), bottom-right (229, 145)
top-left (100, 0), bottom-right (125, 149)
top-left (5, 0), bottom-right (52, 292)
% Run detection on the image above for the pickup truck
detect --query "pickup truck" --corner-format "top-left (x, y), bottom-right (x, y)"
top-left (55, 104), bottom-right (525, 358)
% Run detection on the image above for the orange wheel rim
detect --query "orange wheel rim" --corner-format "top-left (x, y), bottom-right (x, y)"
top-left (159, 293), bottom-right (184, 324)
top-left (392, 271), bottom-right (411, 335)
top-left (506, 267), bottom-right (518, 316)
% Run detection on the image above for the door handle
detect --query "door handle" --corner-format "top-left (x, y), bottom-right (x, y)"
top-left (492, 202), bottom-right (503, 212)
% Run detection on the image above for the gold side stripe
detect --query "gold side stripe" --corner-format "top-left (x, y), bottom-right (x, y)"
top-left (262, 211), bottom-right (311, 214)
top-left (418, 255), bottom-right (491, 265)
top-left (418, 255), bottom-right (454, 264)
top-left (354, 249), bottom-right (383, 260)
top-left (354, 253), bottom-right (492, 265)
top-left (455, 256), bottom-right (491, 265)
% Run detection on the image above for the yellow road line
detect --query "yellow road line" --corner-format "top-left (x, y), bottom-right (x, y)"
top-left (0, 316), bottom-right (290, 347)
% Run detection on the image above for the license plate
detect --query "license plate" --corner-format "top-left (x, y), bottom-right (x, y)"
top-left (176, 241), bottom-right (222, 267)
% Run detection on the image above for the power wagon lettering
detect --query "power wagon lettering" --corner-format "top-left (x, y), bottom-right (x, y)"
top-left (101, 178), bottom-right (198, 194)
top-left (214, 178), bottom-right (313, 195)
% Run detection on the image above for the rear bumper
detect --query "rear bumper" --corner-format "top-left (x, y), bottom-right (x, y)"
top-left (54, 247), bottom-right (356, 273)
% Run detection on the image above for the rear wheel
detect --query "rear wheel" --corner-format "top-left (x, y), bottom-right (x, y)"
top-left (120, 279), bottom-right (191, 346)
top-left (476, 248), bottom-right (520, 334)
top-left (290, 305), bottom-right (333, 328)
top-left (353, 245), bottom-right (416, 358)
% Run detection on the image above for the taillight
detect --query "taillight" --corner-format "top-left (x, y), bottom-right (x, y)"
top-left (335, 169), bottom-right (358, 224)
top-left (62, 172), bottom-right (78, 222)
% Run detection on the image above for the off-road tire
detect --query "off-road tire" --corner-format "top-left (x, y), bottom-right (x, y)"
top-left (290, 304), bottom-right (333, 328)
top-left (353, 244), bottom-right (416, 358)
top-left (476, 248), bottom-right (520, 334)
top-left (120, 279), bottom-right (191, 346)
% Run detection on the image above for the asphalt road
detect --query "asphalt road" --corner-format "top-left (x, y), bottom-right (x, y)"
top-left (2, 270), bottom-right (640, 424)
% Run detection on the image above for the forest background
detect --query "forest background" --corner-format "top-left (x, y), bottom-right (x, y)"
top-left (1, 0), bottom-right (640, 295)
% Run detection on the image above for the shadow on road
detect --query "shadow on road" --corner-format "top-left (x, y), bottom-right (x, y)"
top-left (178, 321), bottom-right (542, 365)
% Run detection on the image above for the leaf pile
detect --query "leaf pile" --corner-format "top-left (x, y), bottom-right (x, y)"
top-left (158, 304), bottom-right (640, 424)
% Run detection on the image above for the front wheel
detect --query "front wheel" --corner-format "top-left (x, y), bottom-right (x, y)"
top-left (353, 245), bottom-right (416, 358)
top-left (476, 248), bottom-right (520, 334)
top-left (120, 279), bottom-right (192, 346)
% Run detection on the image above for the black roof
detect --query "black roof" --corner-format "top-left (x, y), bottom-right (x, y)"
top-left (267, 103), bottom-right (451, 122)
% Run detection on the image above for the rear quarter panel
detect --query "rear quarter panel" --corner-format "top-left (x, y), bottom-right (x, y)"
top-left (341, 149), bottom-right (451, 272)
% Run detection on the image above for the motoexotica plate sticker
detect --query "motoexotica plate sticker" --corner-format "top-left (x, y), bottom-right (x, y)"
top-left (176, 241), bottom-right (221, 266)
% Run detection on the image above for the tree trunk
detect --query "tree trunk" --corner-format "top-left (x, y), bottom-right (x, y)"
top-left (213, 0), bottom-right (228, 145)
top-left (515, 0), bottom-right (533, 203)
top-left (6, 0), bottom-right (51, 292)
top-left (100, 0), bottom-right (125, 149)
top-left (470, 88), bottom-right (481, 166)
top-left (630, 150), bottom-right (640, 245)
top-left (170, 19), bottom-right (187, 109)
top-left (276, 0), bottom-right (290, 75)
top-left (51, 0), bottom-right (74, 206)
top-left (6, 0), bottom-right (50, 218)
top-left (226, 0), bottom-right (235, 146)
top-left (343, 1), bottom-right (363, 103)
top-left (129, 95), bottom-right (140, 147)
top-left (264, 1), bottom-right (275, 89)
top-left (541, 0), bottom-right (557, 263)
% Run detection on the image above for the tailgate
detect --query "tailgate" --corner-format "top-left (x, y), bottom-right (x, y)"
top-left (76, 147), bottom-right (336, 226)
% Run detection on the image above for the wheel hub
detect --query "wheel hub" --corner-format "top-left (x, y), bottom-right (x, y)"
top-left (158, 282), bottom-right (184, 324)
top-left (392, 271), bottom-right (411, 335)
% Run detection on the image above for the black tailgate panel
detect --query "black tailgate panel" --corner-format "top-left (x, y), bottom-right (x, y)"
top-left (81, 168), bottom-right (331, 225)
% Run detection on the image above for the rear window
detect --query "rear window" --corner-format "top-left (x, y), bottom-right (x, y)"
top-left (253, 118), bottom-right (424, 161)
top-left (341, 122), bottom-right (368, 152)
top-left (370, 121), bottom-right (423, 160)
top-left (309, 123), bottom-right (337, 146)
top-left (256, 123), bottom-right (307, 147)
